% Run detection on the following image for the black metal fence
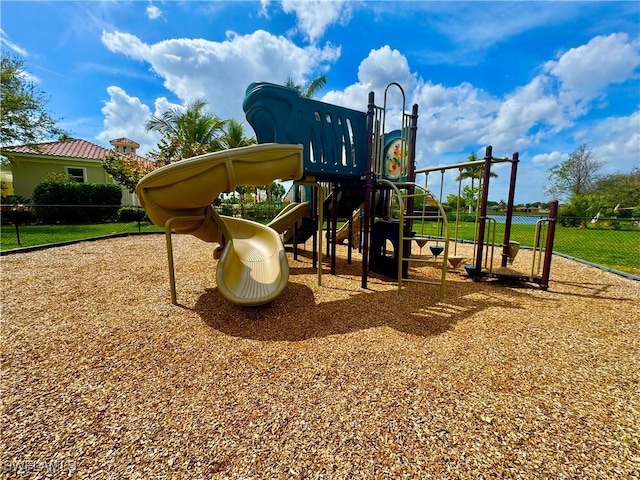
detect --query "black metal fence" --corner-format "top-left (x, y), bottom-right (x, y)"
top-left (0, 205), bottom-right (159, 252)
top-left (0, 203), bottom-right (286, 253)
top-left (481, 213), bottom-right (639, 277)
top-left (1, 206), bottom-right (638, 278)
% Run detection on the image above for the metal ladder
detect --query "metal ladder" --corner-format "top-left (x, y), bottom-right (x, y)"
top-left (378, 179), bottom-right (449, 297)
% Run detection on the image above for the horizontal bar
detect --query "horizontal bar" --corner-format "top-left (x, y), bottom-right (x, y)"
top-left (415, 157), bottom-right (512, 175)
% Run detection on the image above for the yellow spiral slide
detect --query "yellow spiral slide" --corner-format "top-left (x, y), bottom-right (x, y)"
top-left (136, 144), bottom-right (304, 306)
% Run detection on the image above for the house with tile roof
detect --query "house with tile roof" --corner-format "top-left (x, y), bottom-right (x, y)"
top-left (110, 137), bottom-right (141, 155)
top-left (1, 137), bottom-right (150, 205)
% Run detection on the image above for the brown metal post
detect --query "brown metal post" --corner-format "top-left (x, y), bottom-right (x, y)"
top-left (312, 185), bottom-right (318, 269)
top-left (293, 216), bottom-right (298, 261)
top-left (292, 185), bottom-right (299, 261)
top-left (501, 152), bottom-right (519, 267)
top-left (403, 104), bottom-right (419, 272)
top-left (405, 104), bottom-right (419, 229)
top-left (347, 213), bottom-right (353, 265)
top-left (473, 146), bottom-right (493, 279)
top-left (362, 91), bottom-right (375, 289)
top-left (540, 200), bottom-right (558, 290)
top-left (330, 183), bottom-right (338, 275)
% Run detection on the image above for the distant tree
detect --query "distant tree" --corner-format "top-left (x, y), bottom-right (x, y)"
top-left (444, 193), bottom-right (467, 213)
top-left (558, 193), bottom-right (606, 227)
top-left (42, 171), bottom-right (74, 184)
top-left (0, 53), bottom-right (66, 148)
top-left (592, 167), bottom-right (640, 212)
top-left (285, 73), bottom-right (327, 98)
top-left (456, 151), bottom-right (497, 212)
top-left (235, 185), bottom-right (253, 216)
top-left (462, 185), bottom-right (478, 210)
top-left (102, 151), bottom-right (156, 193)
top-left (546, 144), bottom-right (603, 201)
top-left (218, 119), bottom-right (256, 150)
top-left (221, 119), bottom-right (261, 205)
top-left (264, 181), bottom-right (286, 201)
top-left (146, 98), bottom-right (227, 164)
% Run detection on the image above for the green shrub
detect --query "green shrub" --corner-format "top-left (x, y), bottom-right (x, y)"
top-left (32, 182), bottom-right (122, 224)
top-left (446, 212), bottom-right (476, 223)
top-left (220, 203), bottom-right (235, 217)
top-left (2, 195), bottom-right (31, 205)
top-left (117, 206), bottom-right (149, 222)
top-left (558, 203), bottom-right (583, 227)
top-left (245, 202), bottom-right (281, 222)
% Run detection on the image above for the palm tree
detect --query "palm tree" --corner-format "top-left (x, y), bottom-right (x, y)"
top-left (146, 98), bottom-right (227, 163)
top-left (218, 119), bottom-right (256, 150)
top-left (285, 73), bottom-right (327, 99)
top-left (216, 118), bottom-right (260, 202)
top-left (456, 151), bottom-right (498, 212)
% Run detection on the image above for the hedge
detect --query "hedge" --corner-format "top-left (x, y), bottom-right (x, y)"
top-left (32, 182), bottom-right (122, 224)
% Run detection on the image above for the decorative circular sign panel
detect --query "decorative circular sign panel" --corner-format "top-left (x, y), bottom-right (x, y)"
top-left (384, 138), bottom-right (407, 180)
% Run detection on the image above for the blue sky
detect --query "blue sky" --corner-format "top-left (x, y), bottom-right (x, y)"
top-left (1, 0), bottom-right (639, 204)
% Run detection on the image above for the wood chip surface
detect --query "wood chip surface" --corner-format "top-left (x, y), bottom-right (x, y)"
top-left (1, 235), bottom-right (639, 479)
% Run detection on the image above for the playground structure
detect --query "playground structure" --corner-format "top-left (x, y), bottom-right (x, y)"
top-left (136, 144), bottom-right (303, 305)
top-left (415, 149), bottom-right (558, 290)
top-left (137, 81), bottom-right (557, 305)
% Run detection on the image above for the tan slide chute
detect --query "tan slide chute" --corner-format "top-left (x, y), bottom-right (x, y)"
top-left (334, 206), bottom-right (362, 244)
top-left (267, 201), bottom-right (311, 234)
top-left (137, 144), bottom-right (303, 306)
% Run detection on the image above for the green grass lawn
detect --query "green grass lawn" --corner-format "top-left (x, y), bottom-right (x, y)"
top-left (411, 220), bottom-right (640, 275)
top-left (2, 219), bottom-right (638, 275)
top-left (552, 227), bottom-right (639, 274)
top-left (0, 222), bottom-right (163, 251)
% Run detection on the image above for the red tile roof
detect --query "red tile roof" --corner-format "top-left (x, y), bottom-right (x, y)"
top-left (109, 137), bottom-right (140, 148)
top-left (3, 138), bottom-right (152, 168)
top-left (3, 138), bottom-right (112, 160)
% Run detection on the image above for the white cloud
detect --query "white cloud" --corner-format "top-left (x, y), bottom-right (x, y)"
top-left (280, 0), bottom-right (354, 43)
top-left (318, 36), bottom-right (638, 202)
top-left (546, 33), bottom-right (640, 114)
top-left (591, 111), bottom-right (640, 172)
top-left (259, 0), bottom-right (271, 18)
top-left (321, 47), bottom-right (497, 164)
top-left (484, 76), bottom-right (568, 150)
top-left (413, 81), bottom-right (499, 159)
top-left (101, 29), bottom-right (340, 122)
top-left (102, 31), bottom-right (150, 59)
top-left (357, 46), bottom-right (416, 92)
top-left (432, 2), bottom-right (581, 50)
top-left (146, 4), bottom-right (163, 21)
top-left (531, 151), bottom-right (569, 165)
top-left (98, 29), bottom-right (638, 202)
top-left (96, 86), bottom-right (159, 156)
top-left (385, 2), bottom-right (588, 66)
top-left (0, 28), bottom-right (28, 56)
top-left (321, 46), bottom-right (416, 113)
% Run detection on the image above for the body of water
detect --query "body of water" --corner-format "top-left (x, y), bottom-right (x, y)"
top-left (486, 214), bottom-right (545, 225)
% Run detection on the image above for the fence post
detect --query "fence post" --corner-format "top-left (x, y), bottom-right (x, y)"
top-left (540, 200), bottom-right (558, 291)
top-left (14, 222), bottom-right (21, 246)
